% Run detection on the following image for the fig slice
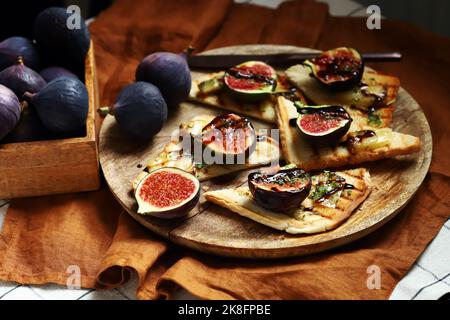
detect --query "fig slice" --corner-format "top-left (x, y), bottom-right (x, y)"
top-left (224, 61), bottom-right (276, 101)
top-left (304, 47), bottom-right (363, 90)
top-left (248, 167), bottom-right (311, 212)
top-left (296, 105), bottom-right (352, 144)
top-left (198, 113), bottom-right (256, 162)
top-left (135, 167), bottom-right (200, 219)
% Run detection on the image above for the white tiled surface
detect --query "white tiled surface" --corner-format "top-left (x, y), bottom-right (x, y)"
top-left (390, 220), bottom-right (450, 300)
top-left (1, 0), bottom-right (448, 300)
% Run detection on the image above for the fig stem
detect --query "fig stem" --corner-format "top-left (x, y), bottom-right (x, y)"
top-left (22, 91), bottom-right (34, 103)
top-left (97, 106), bottom-right (111, 116)
top-left (184, 46), bottom-right (195, 57)
top-left (17, 56), bottom-right (24, 65)
top-left (19, 101), bottom-right (28, 112)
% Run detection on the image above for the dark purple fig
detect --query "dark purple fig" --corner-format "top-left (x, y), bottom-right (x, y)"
top-left (0, 84), bottom-right (21, 140)
top-left (224, 61), bottom-right (277, 102)
top-left (296, 105), bottom-right (352, 144)
top-left (34, 7), bottom-right (90, 73)
top-left (99, 82), bottom-right (167, 139)
top-left (0, 36), bottom-right (40, 71)
top-left (197, 113), bottom-right (256, 162)
top-left (0, 56), bottom-right (46, 100)
top-left (304, 47), bottom-right (363, 90)
top-left (24, 77), bottom-right (88, 134)
top-left (2, 103), bottom-right (54, 143)
top-left (135, 48), bottom-right (192, 107)
top-left (135, 167), bottom-right (200, 218)
top-left (40, 66), bottom-right (78, 82)
top-left (248, 167), bottom-right (311, 212)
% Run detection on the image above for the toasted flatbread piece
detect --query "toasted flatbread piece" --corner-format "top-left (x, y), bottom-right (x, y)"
top-left (204, 168), bottom-right (371, 234)
top-left (276, 97), bottom-right (420, 171)
top-left (189, 72), bottom-right (304, 123)
top-left (285, 64), bottom-right (400, 128)
top-left (131, 114), bottom-right (280, 189)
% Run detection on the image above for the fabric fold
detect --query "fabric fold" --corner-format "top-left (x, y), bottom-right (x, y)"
top-left (96, 212), bottom-right (168, 290)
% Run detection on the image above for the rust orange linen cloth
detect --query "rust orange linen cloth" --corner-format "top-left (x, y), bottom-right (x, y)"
top-left (1, 0), bottom-right (449, 300)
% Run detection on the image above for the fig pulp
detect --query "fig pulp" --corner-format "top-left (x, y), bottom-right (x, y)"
top-left (296, 105), bottom-right (352, 144)
top-left (304, 47), bottom-right (363, 90)
top-left (0, 56), bottom-right (46, 100)
top-left (198, 113), bottom-right (256, 163)
top-left (0, 84), bottom-right (21, 140)
top-left (248, 167), bottom-right (311, 212)
top-left (135, 167), bottom-right (200, 218)
top-left (24, 77), bottom-right (88, 134)
top-left (224, 61), bottom-right (276, 101)
top-left (0, 36), bottom-right (40, 71)
top-left (40, 66), bottom-right (78, 82)
top-left (100, 82), bottom-right (168, 139)
top-left (135, 49), bottom-right (192, 107)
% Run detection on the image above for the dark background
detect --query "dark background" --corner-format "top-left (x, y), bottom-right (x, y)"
top-left (0, 0), bottom-right (449, 40)
top-left (357, 0), bottom-right (450, 38)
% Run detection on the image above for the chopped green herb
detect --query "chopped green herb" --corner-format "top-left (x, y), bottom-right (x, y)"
top-left (368, 112), bottom-right (382, 126)
top-left (309, 171), bottom-right (346, 202)
top-left (195, 163), bottom-right (205, 169)
top-left (198, 76), bottom-right (224, 94)
top-left (294, 100), bottom-right (306, 110)
top-left (280, 164), bottom-right (297, 170)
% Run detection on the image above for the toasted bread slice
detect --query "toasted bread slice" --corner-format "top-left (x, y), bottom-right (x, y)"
top-left (276, 97), bottom-right (420, 171)
top-left (189, 72), bottom-right (305, 123)
top-left (131, 114), bottom-right (280, 189)
top-left (204, 168), bottom-right (371, 234)
top-left (285, 64), bottom-right (400, 128)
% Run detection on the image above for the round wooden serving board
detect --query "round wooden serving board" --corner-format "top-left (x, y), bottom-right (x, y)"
top-left (99, 45), bottom-right (432, 259)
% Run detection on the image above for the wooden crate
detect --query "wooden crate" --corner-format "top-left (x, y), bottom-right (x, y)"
top-left (0, 42), bottom-right (100, 199)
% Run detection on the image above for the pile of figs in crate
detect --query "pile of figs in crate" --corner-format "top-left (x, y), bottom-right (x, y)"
top-left (0, 7), bottom-right (90, 143)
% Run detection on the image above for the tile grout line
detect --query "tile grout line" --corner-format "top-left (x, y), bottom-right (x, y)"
top-left (411, 272), bottom-right (450, 300)
top-left (76, 288), bottom-right (96, 300)
top-left (27, 285), bottom-right (45, 300)
top-left (416, 263), bottom-right (450, 286)
top-left (115, 288), bottom-right (131, 300)
top-left (0, 284), bottom-right (22, 299)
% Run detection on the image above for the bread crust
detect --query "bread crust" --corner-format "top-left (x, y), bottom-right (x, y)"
top-left (276, 97), bottom-right (421, 171)
top-left (285, 65), bottom-right (400, 128)
top-left (204, 168), bottom-right (372, 234)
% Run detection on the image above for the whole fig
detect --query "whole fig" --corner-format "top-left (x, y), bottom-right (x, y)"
top-left (0, 56), bottom-right (46, 100)
top-left (34, 7), bottom-right (90, 73)
top-left (100, 82), bottom-right (168, 139)
top-left (2, 103), bottom-right (53, 143)
top-left (24, 77), bottom-right (88, 134)
top-left (0, 84), bottom-right (21, 140)
top-left (0, 36), bottom-right (40, 71)
top-left (40, 66), bottom-right (78, 82)
top-left (135, 48), bottom-right (192, 107)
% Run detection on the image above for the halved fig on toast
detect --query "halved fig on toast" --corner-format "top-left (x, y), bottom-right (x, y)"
top-left (199, 113), bottom-right (256, 162)
top-left (296, 105), bottom-right (352, 144)
top-left (224, 61), bottom-right (277, 101)
top-left (248, 167), bottom-right (311, 212)
top-left (304, 47), bottom-right (363, 90)
top-left (135, 167), bottom-right (200, 219)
